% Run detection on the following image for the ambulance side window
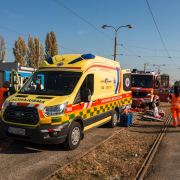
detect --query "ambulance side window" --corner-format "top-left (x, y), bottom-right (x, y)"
top-left (123, 73), bottom-right (131, 91)
top-left (73, 74), bottom-right (94, 104)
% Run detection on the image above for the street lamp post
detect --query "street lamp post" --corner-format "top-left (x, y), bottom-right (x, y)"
top-left (102, 24), bottom-right (133, 61)
top-left (153, 64), bottom-right (165, 74)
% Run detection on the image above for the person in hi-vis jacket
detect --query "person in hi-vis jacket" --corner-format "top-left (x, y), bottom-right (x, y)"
top-left (0, 81), bottom-right (10, 111)
top-left (168, 85), bottom-right (180, 127)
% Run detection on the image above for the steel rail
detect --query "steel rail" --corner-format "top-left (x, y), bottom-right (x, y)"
top-left (44, 120), bottom-right (132, 180)
top-left (134, 113), bottom-right (172, 180)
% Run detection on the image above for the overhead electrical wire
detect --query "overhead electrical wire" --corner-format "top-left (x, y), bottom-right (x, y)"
top-left (5, 39), bottom-right (180, 54)
top-left (146, 0), bottom-right (180, 70)
top-left (0, 26), bottom-right (29, 37)
top-left (119, 44), bottom-right (148, 63)
top-left (54, 0), bottom-right (114, 41)
top-left (115, 54), bottom-right (180, 58)
top-left (0, 26), bottom-right (82, 54)
top-left (121, 44), bottom-right (180, 52)
top-left (1, 0), bottom-right (179, 74)
top-left (146, 0), bottom-right (170, 57)
top-left (54, 0), bottom-right (150, 64)
top-left (54, 0), bottom-right (180, 68)
top-left (4, 40), bottom-right (180, 60)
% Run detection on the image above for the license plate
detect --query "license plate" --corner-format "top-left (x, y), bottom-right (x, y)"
top-left (8, 127), bottom-right (26, 136)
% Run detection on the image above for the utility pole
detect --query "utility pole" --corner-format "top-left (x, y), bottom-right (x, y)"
top-left (144, 63), bottom-right (149, 73)
top-left (153, 64), bottom-right (165, 74)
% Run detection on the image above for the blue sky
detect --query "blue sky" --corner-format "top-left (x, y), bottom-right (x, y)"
top-left (1, 0), bottom-right (180, 84)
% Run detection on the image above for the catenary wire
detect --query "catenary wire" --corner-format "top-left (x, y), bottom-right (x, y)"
top-left (146, 0), bottom-right (180, 70)
top-left (1, 0), bottom-right (179, 74)
top-left (0, 26), bottom-right (82, 54)
top-left (54, 0), bottom-right (150, 64)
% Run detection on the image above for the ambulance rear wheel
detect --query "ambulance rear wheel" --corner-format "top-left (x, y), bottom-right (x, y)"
top-left (108, 110), bottom-right (118, 128)
top-left (63, 122), bottom-right (82, 150)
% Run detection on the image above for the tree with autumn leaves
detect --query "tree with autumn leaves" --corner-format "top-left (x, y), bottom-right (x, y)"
top-left (45, 31), bottom-right (58, 58)
top-left (13, 36), bottom-right (27, 66)
top-left (26, 35), bottom-right (44, 68)
top-left (12, 31), bottom-right (58, 67)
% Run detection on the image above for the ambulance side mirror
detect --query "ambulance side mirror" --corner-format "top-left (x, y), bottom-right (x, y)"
top-left (81, 89), bottom-right (91, 102)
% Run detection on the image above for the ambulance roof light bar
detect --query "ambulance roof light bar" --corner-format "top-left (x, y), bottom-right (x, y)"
top-left (69, 53), bottom-right (95, 64)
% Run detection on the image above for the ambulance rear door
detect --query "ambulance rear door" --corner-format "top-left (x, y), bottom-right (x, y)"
top-left (121, 69), bottom-right (132, 109)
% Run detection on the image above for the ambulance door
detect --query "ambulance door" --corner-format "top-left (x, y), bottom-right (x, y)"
top-left (73, 74), bottom-right (97, 126)
top-left (122, 70), bottom-right (132, 109)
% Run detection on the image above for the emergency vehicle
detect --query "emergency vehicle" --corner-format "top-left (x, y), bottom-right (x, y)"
top-left (0, 54), bottom-right (132, 150)
top-left (0, 61), bottom-right (35, 90)
top-left (131, 69), bottom-right (169, 108)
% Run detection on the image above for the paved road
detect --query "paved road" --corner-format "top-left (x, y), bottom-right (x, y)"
top-left (145, 119), bottom-right (180, 180)
top-left (0, 114), bottom-right (138, 180)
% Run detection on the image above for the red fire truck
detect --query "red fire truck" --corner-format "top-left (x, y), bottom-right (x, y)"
top-left (131, 70), bottom-right (169, 108)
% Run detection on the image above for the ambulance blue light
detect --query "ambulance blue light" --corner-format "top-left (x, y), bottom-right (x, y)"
top-left (45, 55), bottom-right (55, 64)
top-left (81, 53), bottom-right (95, 59)
top-left (68, 53), bottom-right (95, 64)
top-left (68, 57), bottom-right (83, 64)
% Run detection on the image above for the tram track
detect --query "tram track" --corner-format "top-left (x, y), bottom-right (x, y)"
top-left (44, 123), bottom-right (128, 180)
top-left (0, 109), bottom-right (171, 180)
top-left (134, 113), bottom-right (172, 180)
top-left (45, 112), bottom-right (171, 180)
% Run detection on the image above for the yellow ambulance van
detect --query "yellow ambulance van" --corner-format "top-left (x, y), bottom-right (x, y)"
top-left (0, 54), bottom-right (132, 150)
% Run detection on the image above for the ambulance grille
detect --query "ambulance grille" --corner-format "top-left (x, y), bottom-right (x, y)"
top-left (132, 92), bottom-right (148, 96)
top-left (3, 106), bottom-right (39, 125)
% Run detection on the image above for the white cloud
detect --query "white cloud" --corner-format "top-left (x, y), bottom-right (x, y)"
top-left (78, 31), bottom-right (85, 35)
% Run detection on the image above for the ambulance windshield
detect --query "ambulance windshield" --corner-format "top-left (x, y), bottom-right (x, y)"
top-left (131, 75), bottom-right (153, 88)
top-left (19, 71), bottom-right (82, 95)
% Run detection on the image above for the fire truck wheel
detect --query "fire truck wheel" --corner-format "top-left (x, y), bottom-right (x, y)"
top-left (149, 103), bottom-right (153, 109)
top-left (63, 121), bottom-right (82, 150)
top-left (156, 99), bottom-right (160, 106)
top-left (108, 110), bottom-right (118, 128)
top-left (132, 105), bottom-right (136, 108)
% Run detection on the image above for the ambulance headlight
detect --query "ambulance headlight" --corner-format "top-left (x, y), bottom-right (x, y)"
top-left (147, 93), bottom-right (151, 96)
top-left (44, 102), bottom-right (68, 117)
top-left (1, 101), bottom-right (8, 112)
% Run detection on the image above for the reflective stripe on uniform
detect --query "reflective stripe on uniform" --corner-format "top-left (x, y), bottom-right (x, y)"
top-left (170, 93), bottom-right (180, 108)
top-left (173, 118), bottom-right (177, 122)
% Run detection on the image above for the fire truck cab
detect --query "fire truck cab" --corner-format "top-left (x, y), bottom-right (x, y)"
top-left (131, 69), bottom-right (169, 108)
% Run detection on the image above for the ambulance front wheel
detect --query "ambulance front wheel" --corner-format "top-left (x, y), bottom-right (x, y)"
top-left (63, 121), bottom-right (82, 150)
top-left (108, 110), bottom-right (118, 128)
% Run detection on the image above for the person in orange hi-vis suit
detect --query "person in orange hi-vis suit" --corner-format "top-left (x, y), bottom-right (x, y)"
top-left (168, 85), bottom-right (180, 127)
top-left (0, 81), bottom-right (10, 117)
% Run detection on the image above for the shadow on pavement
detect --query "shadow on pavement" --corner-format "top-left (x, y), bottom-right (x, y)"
top-left (0, 138), bottom-right (66, 154)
